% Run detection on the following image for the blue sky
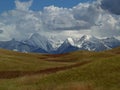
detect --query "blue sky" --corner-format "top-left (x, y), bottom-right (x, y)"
top-left (0, 0), bottom-right (94, 13)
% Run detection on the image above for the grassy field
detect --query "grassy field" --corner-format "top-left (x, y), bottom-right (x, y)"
top-left (0, 48), bottom-right (120, 90)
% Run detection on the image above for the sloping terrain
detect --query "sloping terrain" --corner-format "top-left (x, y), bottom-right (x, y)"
top-left (1, 34), bottom-right (120, 54)
top-left (0, 48), bottom-right (120, 90)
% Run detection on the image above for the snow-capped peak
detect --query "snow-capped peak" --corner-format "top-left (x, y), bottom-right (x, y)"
top-left (80, 35), bottom-right (92, 41)
top-left (0, 33), bottom-right (120, 54)
top-left (48, 37), bottom-right (63, 50)
top-left (25, 33), bottom-right (53, 51)
top-left (65, 38), bottom-right (74, 46)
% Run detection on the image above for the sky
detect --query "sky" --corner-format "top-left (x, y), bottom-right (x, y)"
top-left (0, 0), bottom-right (94, 13)
top-left (0, 0), bottom-right (120, 41)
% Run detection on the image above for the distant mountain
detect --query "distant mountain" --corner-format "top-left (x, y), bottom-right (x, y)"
top-left (24, 33), bottom-right (53, 52)
top-left (56, 38), bottom-right (79, 54)
top-left (0, 33), bottom-right (120, 54)
top-left (48, 37), bottom-right (63, 50)
top-left (0, 34), bottom-right (49, 53)
top-left (76, 35), bottom-right (109, 51)
top-left (102, 37), bottom-right (120, 48)
top-left (0, 39), bottom-right (36, 53)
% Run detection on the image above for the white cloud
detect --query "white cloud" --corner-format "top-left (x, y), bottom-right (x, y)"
top-left (0, 0), bottom-right (120, 41)
top-left (15, 0), bottom-right (33, 11)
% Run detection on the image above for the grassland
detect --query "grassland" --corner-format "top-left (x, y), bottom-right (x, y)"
top-left (0, 48), bottom-right (120, 90)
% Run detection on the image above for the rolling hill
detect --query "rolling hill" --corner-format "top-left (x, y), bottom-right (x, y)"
top-left (0, 48), bottom-right (120, 90)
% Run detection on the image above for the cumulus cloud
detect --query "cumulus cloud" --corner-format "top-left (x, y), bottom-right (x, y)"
top-left (0, 0), bottom-right (120, 41)
top-left (41, 2), bottom-right (102, 31)
top-left (15, 0), bottom-right (33, 11)
top-left (72, 2), bottom-right (101, 29)
top-left (0, 0), bottom-right (44, 40)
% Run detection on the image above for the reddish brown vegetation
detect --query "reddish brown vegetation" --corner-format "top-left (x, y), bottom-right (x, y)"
top-left (0, 60), bottom-right (91, 79)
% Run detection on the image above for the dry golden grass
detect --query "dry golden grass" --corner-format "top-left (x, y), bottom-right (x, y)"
top-left (0, 47), bottom-right (120, 90)
top-left (54, 82), bottom-right (95, 90)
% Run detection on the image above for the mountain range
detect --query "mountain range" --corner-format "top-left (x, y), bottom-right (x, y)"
top-left (0, 33), bottom-right (120, 54)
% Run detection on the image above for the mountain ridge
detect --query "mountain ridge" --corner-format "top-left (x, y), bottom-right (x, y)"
top-left (0, 34), bottom-right (120, 54)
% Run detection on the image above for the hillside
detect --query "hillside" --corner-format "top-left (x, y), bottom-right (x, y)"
top-left (0, 48), bottom-right (120, 90)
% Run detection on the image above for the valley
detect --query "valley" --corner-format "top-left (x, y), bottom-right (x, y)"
top-left (0, 48), bottom-right (120, 90)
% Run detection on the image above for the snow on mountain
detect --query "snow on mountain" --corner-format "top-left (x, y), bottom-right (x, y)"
top-left (74, 35), bottom-right (92, 48)
top-left (24, 33), bottom-right (53, 52)
top-left (48, 36), bottom-right (63, 50)
top-left (0, 33), bottom-right (52, 53)
top-left (102, 37), bottom-right (120, 48)
top-left (0, 34), bottom-right (120, 54)
top-left (0, 38), bottom-right (36, 53)
top-left (75, 35), bottom-right (109, 51)
top-left (56, 38), bottom-right (79, 54)
top-left (64, 38), bottom-right (75, 46)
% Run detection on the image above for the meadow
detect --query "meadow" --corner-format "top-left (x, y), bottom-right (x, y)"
top-left (0, 48), bottom-right (120, 90)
